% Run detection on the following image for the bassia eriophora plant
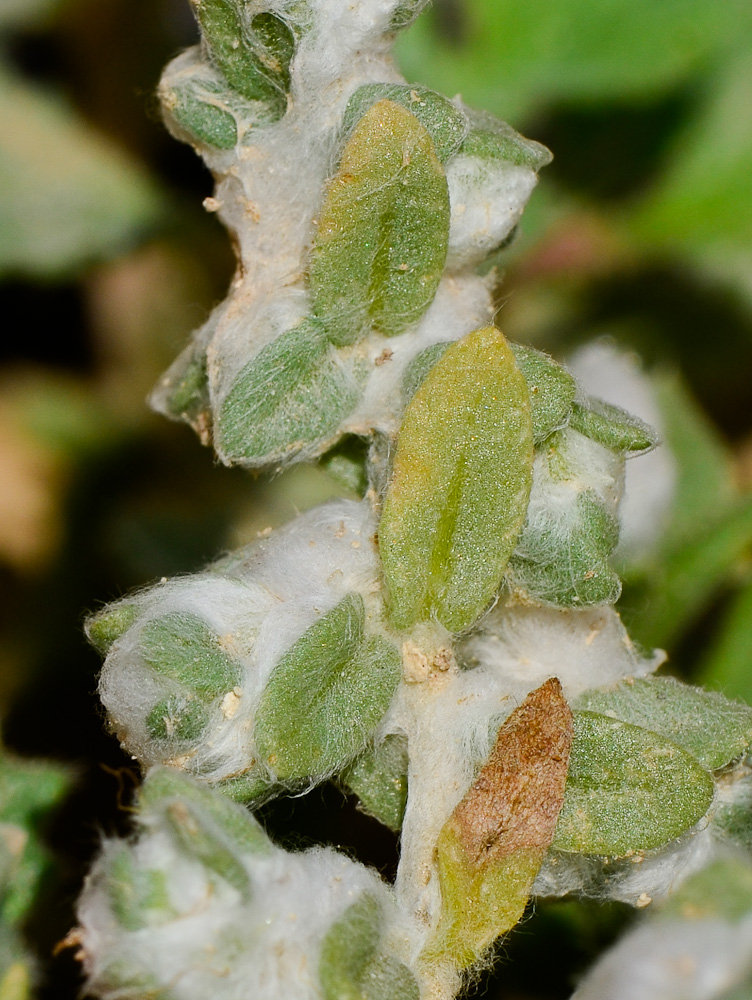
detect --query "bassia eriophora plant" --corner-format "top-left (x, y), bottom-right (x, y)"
top-left (75, 1), bottom-right (752, 997)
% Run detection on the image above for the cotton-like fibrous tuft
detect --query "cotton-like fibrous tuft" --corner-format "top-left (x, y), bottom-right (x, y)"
top-left (77, 0), bottom-right (752, 997)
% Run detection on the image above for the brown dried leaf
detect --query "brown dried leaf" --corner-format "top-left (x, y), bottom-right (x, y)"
top-left (451, 676), bottom-right (573, 864)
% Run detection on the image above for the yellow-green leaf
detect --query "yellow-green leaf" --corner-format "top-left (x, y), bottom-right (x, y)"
top-left (309, 100), bottom-right (450, 346)
top-left (379, 326), bottom-right (533, 633)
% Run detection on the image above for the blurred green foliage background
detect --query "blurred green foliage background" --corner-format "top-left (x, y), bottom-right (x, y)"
top-left (0, 0), bottom-right (750, 997)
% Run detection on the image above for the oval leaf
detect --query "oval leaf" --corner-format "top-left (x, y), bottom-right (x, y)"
top-left (509, 343), bottom-right (576, 443)
top-left (570, 398), bottom-right (657, 454)
top-left (458, 109), bottom-right (552, 170)
top-left (163, 81), bottom-right (238, 149)
top-left (255, 595), bottom-right (402, 782)
top-left (576, 676), bottom-right (752, 771)
top-left (309, 99), bottom-right (450, 346)
top-left (319, 894), bottom-right (419, 1000)
top-left (215, 321), bottom-right (360, 466)
top-left (343, 735), bottom-right (409, 832)
top-left (553, 711), bottom-right (715, 856)
top-left (508, 489), bottom-right (622, 607)
top-left (424, 679), bottom-right (572, 970)
top-left (140, 767), bottom-right (271, 857)
top-left (190, 1), bottom-right (294, 116)
top-left (140, 612), bottom-right (242, 698)
top-left (343, 84), bottom-right (468, 162)
top-left (379, 326), bottom-right (533, 633)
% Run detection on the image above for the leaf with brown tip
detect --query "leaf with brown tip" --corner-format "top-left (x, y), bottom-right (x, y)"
top-left (423, 678), bottom-right (572, 971)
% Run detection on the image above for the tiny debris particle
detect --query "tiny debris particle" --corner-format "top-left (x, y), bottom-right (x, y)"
top-left (221, 690), bottom-right (241, 719)
top-left (256, 526), bottom-right (273, 538)
top-left (203, 196), bottom-right (222, 213)
top-left (636, 892), bottom-right (652, 908)
top-left (402, 639), bottom-right (454, 682)
top-left (375, 348), bottom-right (394, 366)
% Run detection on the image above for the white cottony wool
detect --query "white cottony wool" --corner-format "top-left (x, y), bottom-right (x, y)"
top-left (78, 799), bottom-right (401, 1000)
top-left (97, 500), bottom-right (381, 783)
top-left (152, 0), bottom-right (547, 467)
top-left (387, 605), bottom-right (663, 948)
top-left (568, 340), bottom-right (678, 562)
top-left (534, 819), bottom-right (718, 908)
top-left (571, 917), bottom-right (752, 1000)
top-left (445, 156), bottom-right (539, 270)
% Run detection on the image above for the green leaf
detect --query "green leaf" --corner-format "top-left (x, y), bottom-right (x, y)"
top-left (190, 1), bottom-right (294, 117)
top-left (389, 0), bottom-right (427, 30)
top-left (255, 595), bottom-right (402, 782)
top-left (424, 679), bottom-right (572, 970)
top-left (0, 69), bottom-right (160, 278)
top-left (457, 109), bottom-right (552, 170)
top-left (658, 858), bottom-right (752, 923)
top-left (343, 84), bottom-right (467, 162)
top-left (319, 894), bottom-right (419, 1000)
top-left (86, 601), bottom-right (140, 655)
top-left (106, 845), bottom-right (172, 932)
top-left (145, 695), bottom-right (210, 744)
top-left (215, 320), bottom-right (360, 466)
top-left (507, 434), bottom-right (622, 608)
top-left (140, 767), bottom-right (270, 856)
top-left (509, 344), bottom-right (576, 443)
top-left (319, 436), bottom-right (370, 496)
top-left (163, 799), bottom-right (251, 897)
top-left (553, 711), bottom-right (714, 856)
top-left (158, 348), bottom-right (210, 424)
top-left (215, 772), bottom-right (270, 805)
top-left (569, 398), bottom-right (657, 454)
top-left (309, 99), bottom-right (450, 346)
top-left (379, 326), bottom-right (533, 633)
top-left (343, 735), bottom-right (408, 832)
top-left (401, 342), bottom-right (451, 403)
top-left (169, 94), bottom-right (237, 149)
top-left (140, 612), bottom-right (242, 698)
top-left (161, 72), bottom-right (238, 149)
top-left (576, 676), bottom-right (752, 770)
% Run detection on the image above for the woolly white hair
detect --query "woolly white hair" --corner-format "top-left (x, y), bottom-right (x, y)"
top-left (78, 825), bottom-right (398, 1000)
top-left (571, 916), bottom-right (752, 1000)
top-left (98, 500), bottom-right (381, 783)
top-left (152, 0), bottom-right (546, 464)
top-left (384, 605), bottom-right (663, 954)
